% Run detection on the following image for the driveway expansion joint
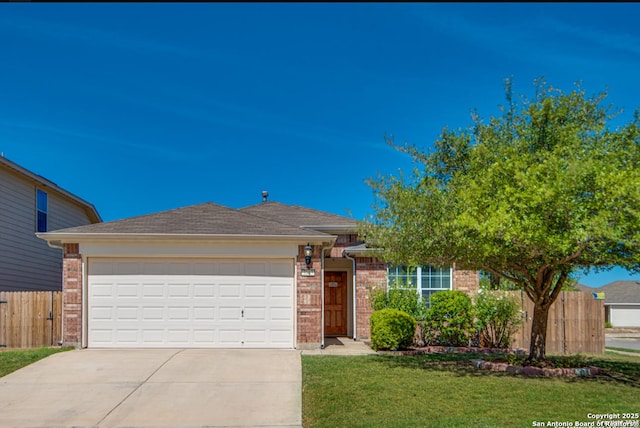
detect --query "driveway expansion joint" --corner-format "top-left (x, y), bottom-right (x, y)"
top-left (94, 349), bottom-right (185, 426)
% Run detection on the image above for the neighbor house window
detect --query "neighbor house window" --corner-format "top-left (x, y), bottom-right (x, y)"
top-left (36, 189), bottom-right (47, 232)
top-left (387, 264), bottom-right (452, 307)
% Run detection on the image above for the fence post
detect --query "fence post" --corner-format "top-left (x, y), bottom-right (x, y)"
top-left (0, 292), bottom-right (6, 348)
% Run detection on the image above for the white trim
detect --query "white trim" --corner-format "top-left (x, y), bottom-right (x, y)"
top-left (344, 253), bottom-right (357, 341)
top-left (82, 255), bottom-right (88, 348)
top-left (605, 303), bottom-right (640, 306)
top-left (37, 232), bottom-right (334, 244)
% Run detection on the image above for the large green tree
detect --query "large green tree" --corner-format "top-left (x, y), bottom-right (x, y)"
top-left (362, 79), bottom-right (640, 361)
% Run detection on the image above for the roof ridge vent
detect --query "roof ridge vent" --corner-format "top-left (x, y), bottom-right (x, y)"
top-left (261, 190), bottom-right (269, 203)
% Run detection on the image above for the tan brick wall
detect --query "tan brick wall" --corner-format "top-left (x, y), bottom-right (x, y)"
top-left (62, 243), bottom-right (82, 347)
top-left (355, 257), bottom-right (387, 340)
top-left (452, 266), bottom-right (480, 296)
top-left (296, 244), bottom-right (322, 348)
top-left (328, 233), bottom-right (359, 258)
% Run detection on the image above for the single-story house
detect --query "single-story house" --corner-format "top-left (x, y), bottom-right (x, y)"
top-left (0, 155), bottom-right (101, 291)
top-left (593, 281), bottom-right (640, 328)
top-left (37, 199), bottom-right (479, 349)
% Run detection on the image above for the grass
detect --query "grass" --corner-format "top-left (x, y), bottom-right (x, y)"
top-left (606, 346), bottom-right (640, 354)
top-left (0, 347), bottom-right (72, 378)
top-left (302, 353), bottom-right (640, 428)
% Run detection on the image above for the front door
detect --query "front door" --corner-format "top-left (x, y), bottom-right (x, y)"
top-left (324, 271), bottom-right (347, 336)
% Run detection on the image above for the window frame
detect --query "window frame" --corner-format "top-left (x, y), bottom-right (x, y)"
top-left (387, 264), bottom-right (452, 307)
top-left (36, 189), bottom-right (48, 233)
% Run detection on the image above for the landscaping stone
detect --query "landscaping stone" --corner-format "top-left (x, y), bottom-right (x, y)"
top-left (390, 346), bottom-right (602, 378)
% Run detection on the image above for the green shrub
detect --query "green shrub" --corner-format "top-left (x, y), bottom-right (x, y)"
top-left (474, 291), bottom-right (523, 348)
top-left (369, 285), bottom-right (428, 321)
top-left (422, 290), bottom-right (474, 347)
top-left (605, 321), bottom-right (613, 328)
top-left (370, 308), bottom-right (417, 351)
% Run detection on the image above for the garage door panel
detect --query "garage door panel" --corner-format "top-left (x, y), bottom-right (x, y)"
top-left (270, 284), bottom-right (292, 298)
top-left (193, 284), bottom-right (216, 297)
top-left (88, 258), bottom-right (294, 348)
top-left (116, 307), bottom-right (139, 321)
top-left (245, 284), bottom-right (266, 297)
top-left (193, 306), bottom-right (216, 320)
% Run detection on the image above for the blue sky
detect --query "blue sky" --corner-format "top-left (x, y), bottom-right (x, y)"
top-left (2, 3), bottom-right (639, 287)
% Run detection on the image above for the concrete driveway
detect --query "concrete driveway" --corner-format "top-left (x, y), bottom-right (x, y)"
top-left (0, 349), bottom-right (302, 428)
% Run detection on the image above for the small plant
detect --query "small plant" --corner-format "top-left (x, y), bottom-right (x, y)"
top-left (370, 308), bottom-right (416, 351)
top-left (422, 290), bottom-right (474, 347)
top-left (474, 290), bottom-right (523, 348)
top-left (605, 321), bottom-right (613, 328)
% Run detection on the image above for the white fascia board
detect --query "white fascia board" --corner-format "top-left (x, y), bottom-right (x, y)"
top-left (605, 303), bottom-right (640, 306)
top-left (36, 232), bottom-right (336, 245)
top-left (301, 225), bottom-right (357, 234)
top-left (343, 247), bottom-right (384, 256)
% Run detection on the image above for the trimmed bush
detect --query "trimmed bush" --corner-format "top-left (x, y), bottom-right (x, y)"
top-left (474, 291), bottom-right (523, 348)
top-left (370, 286), bottom-right (428, 321)
top-left (370, 309), bottom-right (417, 351)
top-left (422, 290), bottom-right (474, 347)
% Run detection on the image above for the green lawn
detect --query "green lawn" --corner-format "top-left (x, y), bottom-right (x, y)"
top-left (302, 353), bottom-right (640, 428)
top-left (0, 347), bottom-right (71, 378)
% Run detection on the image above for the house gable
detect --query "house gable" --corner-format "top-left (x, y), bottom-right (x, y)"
top-left (0, 156), bottom-right (101, 291)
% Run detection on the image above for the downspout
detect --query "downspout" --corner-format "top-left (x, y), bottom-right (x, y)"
top-left (45, 240), bottom-right (64, 250)
top-left (343, 251), bottom-right (357, 341)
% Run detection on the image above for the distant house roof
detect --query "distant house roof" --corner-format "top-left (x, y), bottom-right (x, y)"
top-left (0, 156), bottom-right (101, 223)
top-left (37, 201), bottom-right (348, 242)
top-left (594, 281), bottom-right (640, 305)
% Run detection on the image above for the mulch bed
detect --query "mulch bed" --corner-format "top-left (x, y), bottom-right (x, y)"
top-left (380, 346), bottom-right (602, 378)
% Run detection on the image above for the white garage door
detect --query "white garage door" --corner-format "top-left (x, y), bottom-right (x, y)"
top-left (610, 305), bottom-right (640, 328)
top-left (87, 258), bottom-right (294, 348)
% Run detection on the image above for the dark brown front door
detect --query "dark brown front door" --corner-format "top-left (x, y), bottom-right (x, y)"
top-left (324, 271), bottom-right (347, 336)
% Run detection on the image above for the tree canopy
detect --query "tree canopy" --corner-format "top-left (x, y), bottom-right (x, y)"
top-left (362, 78), bottom-right (640, 360)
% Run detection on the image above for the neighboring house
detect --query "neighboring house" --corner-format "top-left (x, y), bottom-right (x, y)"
top-left (37, 199), bottom-right (479, 349)
top-left (590, 281), bottom-right (640, 328)
top-left (0, 156), bottom-right (101, 291)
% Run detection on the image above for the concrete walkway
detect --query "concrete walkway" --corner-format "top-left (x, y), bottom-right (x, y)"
top-left (0, 349), bottom-right (301, 428)
top-left (301, 337), bottom-right (378, 356)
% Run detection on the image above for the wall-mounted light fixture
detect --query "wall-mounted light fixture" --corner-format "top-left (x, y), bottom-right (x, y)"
top-left (304, 243), bottom-right (313, 266)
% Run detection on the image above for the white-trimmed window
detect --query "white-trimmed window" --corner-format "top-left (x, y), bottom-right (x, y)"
top-left (36, 189), bottom-right (47, 232)
top-left (387, 265), bottom-right (452, 307)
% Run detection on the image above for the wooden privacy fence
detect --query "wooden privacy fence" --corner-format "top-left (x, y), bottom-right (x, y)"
top-left (0, 291), bottom-right (62, 348)
top-left (509, 290), bottom-right (604, 354)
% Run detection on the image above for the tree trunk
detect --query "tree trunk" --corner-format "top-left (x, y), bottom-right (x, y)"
top-left (528, 301), bottom-right (551, 362)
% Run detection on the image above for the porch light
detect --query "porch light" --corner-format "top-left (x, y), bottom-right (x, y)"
top-left (304, 243), bottom-right (313, 265)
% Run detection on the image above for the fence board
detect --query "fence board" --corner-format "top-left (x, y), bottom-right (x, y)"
top-left (0, 291), bottom-right (62, 348)
top-left (509, 291), bottom-right (604, 355)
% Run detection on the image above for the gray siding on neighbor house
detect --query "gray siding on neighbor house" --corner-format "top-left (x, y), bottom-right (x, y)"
top-left (0, 166), bottom-right (94, 291)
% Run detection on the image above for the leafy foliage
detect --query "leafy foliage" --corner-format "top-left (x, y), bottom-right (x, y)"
top-left (362, 78), bottom-right (640, 360)
top-left (370, 308), bottom-right (417, 351)
top-left (474, 291), bottom-right (523, 348)
top-left (422, 290), bottom-right (474, 347)
top-left (370, 283), bottom-right (428, 321)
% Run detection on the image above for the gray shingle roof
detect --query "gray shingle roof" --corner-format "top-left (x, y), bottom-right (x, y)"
top-left (44, 202), bottom-right (329, 237)
top-left (594, 281), bottom-right (640, 304)
top-left (239, 202), bottom-right (356, 228)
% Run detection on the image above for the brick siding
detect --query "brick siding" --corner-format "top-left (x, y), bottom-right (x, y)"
top-left (296, 244), bottom-right (322, 349)
top-left (452, 266), bottom-right (480, 295)
top-left (62, 243), bottom-right (82, 347)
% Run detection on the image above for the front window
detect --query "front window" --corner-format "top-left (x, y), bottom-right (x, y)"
top-left (36, 189), bottom-right (47, 232)
top-left (388, 264), bottom-right (452, 307)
